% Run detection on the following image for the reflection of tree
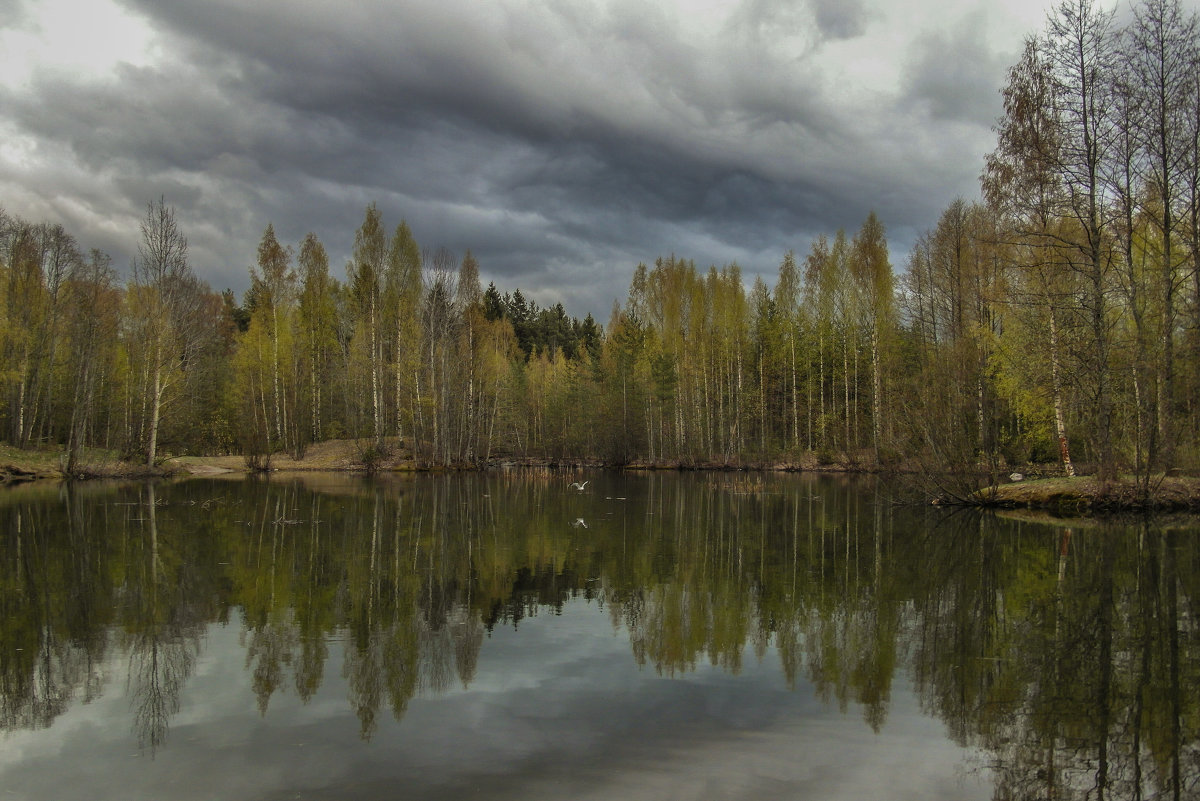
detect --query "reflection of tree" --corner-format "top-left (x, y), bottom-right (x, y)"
top-left (127, 626), bottom-right (199, 752)
top-left (798, 490), bottom-right (901, 732)
top-left (2, 471), bottom-right (1197, 788)
top-left (451, 610), bottom-right (484, 687)
top-left (344, 629), bottom-right (384, 739)
top-left (340, 485), bottom-right (483, 739)
top-left (293, 492), bottom-right (334, 704)
top-left (0, 506), bottom-right (74, 730)
top-left (122, 484), bottom-right (203, 753)
top-left (343, 489), bottom-right (396, 739)
top-left (909, 511), bottom-right (1010, 744)
top-left (240, 485), bottom-right (305, 716)
top-left (245, 614), bottom-right (297, 716)
top-left (911, 520), bottom-right (1200, 801)
top-left (1128, 529), bottom-right (1195, 801)
top-left (294, 633), bottom-right (326, 704)
top-left (0, 485), bottom-right (111, 731)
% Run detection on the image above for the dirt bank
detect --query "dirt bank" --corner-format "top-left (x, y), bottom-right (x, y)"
top-left (978, 475), bottom-right (1200, 513)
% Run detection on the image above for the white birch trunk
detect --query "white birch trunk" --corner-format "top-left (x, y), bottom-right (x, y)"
top-left (1049, 307), bottom-right (1075, 477)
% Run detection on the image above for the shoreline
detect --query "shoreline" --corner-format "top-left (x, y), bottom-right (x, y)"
top-left (5, 443), bottom-right (1200, 514)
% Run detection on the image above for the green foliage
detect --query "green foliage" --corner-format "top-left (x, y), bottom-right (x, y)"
top-left (357, 443), bottom-right (385, 471)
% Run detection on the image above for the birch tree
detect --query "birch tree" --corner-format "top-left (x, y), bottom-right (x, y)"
top-left (419, 248), bottom-right (458, 463)
top-left (2, 221), bottom-right (79, 447)
top-left (774, 251), bottom-right (803, 452)
top-left (802, 235), bottom-right (835, 454)
top-left (455, 251), bottom-right (483, 461)
top-left (250, 224), bottom-right (296, 450)
top-left (349, 204), bottom-right (387, 449)
top-left (1044, 0), bottom-right (1120, 479)
top-left (850, 212), bottom-right (894, 463)
top-left (297, 233), bottom-right (338, 443)
top-left (985, 35), bottom-right (1080, 475)
top-left (386, 222), bottom-right (422, 447)
top-left (129, 198), bottom-right (202, 467)
top-left (63, 249), bottom-right (118, 473)
top-left (1121, 0), bottom-right (1198, 465)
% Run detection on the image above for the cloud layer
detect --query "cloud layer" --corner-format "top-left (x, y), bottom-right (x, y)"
top-left (0, 0), bottom-right (1050, 316)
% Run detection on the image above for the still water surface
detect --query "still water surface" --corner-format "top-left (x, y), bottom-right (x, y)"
top-left (0, 471), bottom-right (1196, 800)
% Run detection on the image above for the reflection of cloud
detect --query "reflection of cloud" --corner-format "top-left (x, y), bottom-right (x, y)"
top-left (0, 602), bottom-right (987, 801)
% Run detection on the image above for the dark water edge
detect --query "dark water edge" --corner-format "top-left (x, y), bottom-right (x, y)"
top-left (1, 472), bottom-right (1197, 800)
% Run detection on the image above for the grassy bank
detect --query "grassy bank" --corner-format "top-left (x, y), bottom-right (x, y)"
top-left (0, 444), bottom-right (171, 482)
top-left (978, 475), bottom-right (1200, 513)
top-left (0, 439), bottom-right (423, 483)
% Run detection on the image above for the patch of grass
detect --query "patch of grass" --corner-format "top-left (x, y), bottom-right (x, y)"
top-left (0, 445), bottom-right (162, 481)
top-left (0, 443), bottom-right (64, 476)
top-left (983, 475), bottom-right (1200, 512)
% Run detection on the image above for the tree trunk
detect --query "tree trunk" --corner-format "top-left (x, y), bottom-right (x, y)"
top-left (394, 314), bottom-right (405, 444)
top-left (272, 307), bottom-right (283, 445)
top-left (15, 351), bottom-right (29, 447)
top-left (310, 335), bottom-right (320, 441)
top-left (818, 330), bottom-right (826, 450)
top-left (871, 324), bottom-right (882, 462)
top-left (735, 347), bottom-right (744, 455)
top-left (1049, 306), bottom-right (1075, 477)
top-left (842, 332), bottom-right (850, 452)
top-left (759, 350), bottom-right (766, 456)
top-left (1159, 227), bottom-right (1175, 466)
top-left (147, 356), bottom-right (162, 468)
top-left (790, 332), bottom-right (799, 451)
top-left (370, 294), bottom-right (382, 448)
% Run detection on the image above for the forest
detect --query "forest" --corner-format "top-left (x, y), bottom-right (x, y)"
top-left (2, 0), bottom-right (1200, 480)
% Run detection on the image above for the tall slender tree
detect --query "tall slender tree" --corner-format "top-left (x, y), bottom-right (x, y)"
top-left (1122, 0), bottom-right (1198, 465)
top-left (297, 233), bottom-right (338, 443)
top-left (63, 249), bottom-right (117, 473)
top-left (386, 221), bottom-right (422, 447)
top-left (774, 251), bottom-right (803, 452)
top-left (251, 224), bottom-right (296, 450)
top-left (986, 37), bottom-right (1079, 475)
top-left (1044, 0), bottom-right (1120, 479)
top-left (349, 204), bottom-right (387, 449)
top-left (850, 212), bottom-right (894, 463)
top-left (129, 198), bottom-right (202, 467)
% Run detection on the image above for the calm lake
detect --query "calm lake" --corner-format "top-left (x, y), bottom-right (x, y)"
top-left (1, 471), bottom-right (1196, 800)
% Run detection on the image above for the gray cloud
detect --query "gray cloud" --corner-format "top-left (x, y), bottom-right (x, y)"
top-left (901, 11), bottom-right (1007, 125)
top-left (1, 1), bottom-right (28, 26)
top-left (0, 0), bottom-right (1026, 317)
top-left (810, 0), bottom-right (869, 39)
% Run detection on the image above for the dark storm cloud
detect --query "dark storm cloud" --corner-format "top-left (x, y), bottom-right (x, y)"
top-left (114, 0), bottom-right (878, 304)
top-left (901, 11), bottom-right (1007, 125)
top-left (809, 0), bottom-right (869, 39)
top-left (0, 0), bottom-right (1020, 316)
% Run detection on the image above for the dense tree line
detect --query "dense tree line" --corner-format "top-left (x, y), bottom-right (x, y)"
top-left (3, 0), bottom-right (1200, 476)
top-left (0, 200), bottom-right (232, 470)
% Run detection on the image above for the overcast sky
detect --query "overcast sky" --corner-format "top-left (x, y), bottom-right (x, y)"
top-left (3, 0), bottom-right (1064, 318)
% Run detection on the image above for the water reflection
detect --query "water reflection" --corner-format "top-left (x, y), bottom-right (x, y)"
top-left (0, 473), bottom-right (1196, 798)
